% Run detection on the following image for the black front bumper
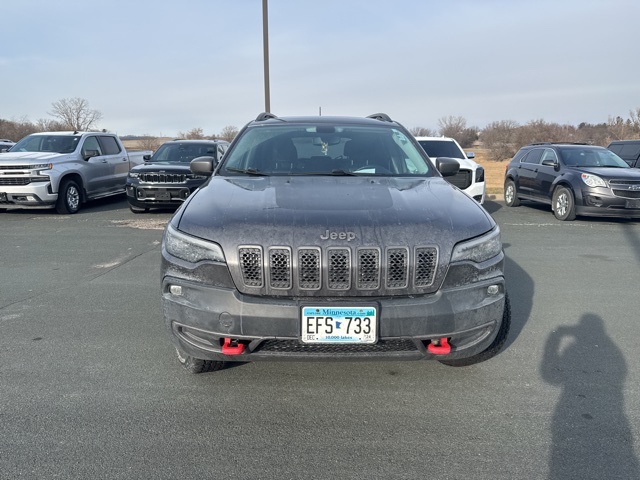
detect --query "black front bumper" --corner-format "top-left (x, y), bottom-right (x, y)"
top-left (162, 275), bottom-right (507, 362)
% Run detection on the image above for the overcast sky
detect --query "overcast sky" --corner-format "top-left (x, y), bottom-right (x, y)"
top-left (2, 0), bottom-right (639, 137)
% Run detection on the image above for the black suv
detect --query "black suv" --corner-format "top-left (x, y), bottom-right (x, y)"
top-left (607, 140), bottom-right (640, 168)
top-left (126, 139), bottom-right (229, 212)
top-left (504, 143), bottom-right (640, 220)
top-left (161, 113), bottom-right (510, 373)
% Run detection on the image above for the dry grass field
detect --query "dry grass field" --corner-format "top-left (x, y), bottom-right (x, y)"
top-left (470, 147), bottom-right (505, 197)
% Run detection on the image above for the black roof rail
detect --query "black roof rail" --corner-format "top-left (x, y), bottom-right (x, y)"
top-left (256, 112), bottom-right (278, 122)
top-left (529, 141), bottom-right (590, 146)
top-left (367, 113), bottom-right (393, 122)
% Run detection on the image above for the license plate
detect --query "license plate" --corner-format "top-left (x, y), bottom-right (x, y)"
top-left (625, 199), bottom-right (640, 209)
top-left (155, 190), bottom-right (170, 200)
top-left (301, 306), bottom-right (377, 344)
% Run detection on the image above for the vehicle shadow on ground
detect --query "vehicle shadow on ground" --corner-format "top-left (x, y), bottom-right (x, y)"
top-left (540, 313), bottom-right (639, 479)
top-left (501, 243), bottom-right (533, 350)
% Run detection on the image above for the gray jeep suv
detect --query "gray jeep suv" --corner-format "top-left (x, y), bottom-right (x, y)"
top-left (161, 113), bottom-right (510, 373)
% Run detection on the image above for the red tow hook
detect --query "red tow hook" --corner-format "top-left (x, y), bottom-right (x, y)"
top-left (221, 338), bottom-right (246, 355)
top-left (427, 337), bottom-right (451, 355)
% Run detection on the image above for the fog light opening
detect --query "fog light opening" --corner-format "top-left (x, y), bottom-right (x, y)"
top-left (169, 285), bottom-right (183, 296)
top-left (487, 285), bottom-right (499, 296)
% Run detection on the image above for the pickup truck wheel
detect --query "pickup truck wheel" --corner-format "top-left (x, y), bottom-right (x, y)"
top-left (552, 186), bottom-right (576, 221)
top-left (438, 293), bottom-right (511, 367)
top-left (504, 179), bottom-right (520, 207)
top-left (129, 204), bottom-right (149, 214)
top-left (175, 348), bottom-right (224, 374)
top-left (56, 179), bottom-right (81, 214)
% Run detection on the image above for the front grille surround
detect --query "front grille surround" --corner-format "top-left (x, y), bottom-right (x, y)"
top-left (236, 244), bottom-right (440, 296)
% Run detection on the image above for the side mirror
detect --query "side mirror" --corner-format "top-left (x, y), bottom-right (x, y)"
top-left (143, 154), bottom-right (151, 161)
top-left (541, 159), bottom-right (558, 169)
top-left (436, 157), bottom-right (460, 177)
top-left (466, 151), bottom-right (475, 159)
top-left (83, 149), bottom-right (100, 160)
top-left (190, 156), bottom-right (216, 176)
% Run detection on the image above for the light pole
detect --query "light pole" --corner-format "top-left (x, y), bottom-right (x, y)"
top-left (262, 0), bottom-right (271, 113)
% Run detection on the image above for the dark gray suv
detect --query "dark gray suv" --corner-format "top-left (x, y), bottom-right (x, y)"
top-left (161, 113), bottom-right (510, 373)
top-left (504, 142), bottom-right (640, 220)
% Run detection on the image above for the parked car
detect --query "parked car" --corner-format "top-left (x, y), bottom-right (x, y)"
top-left (161, 112), bottom-right (510, 373)
top-left (0, 139), bottom-right (15, 152)
top-left (415, 136), bottom-right (485, 204)
top-left (0, 131), bottom-right (151, 213)
top-left (504, 142), bottom-right (640, 220)
top-left (607, 139), bottom-right (640, 168)
top-left (126, 139), bottom-right (229, 213)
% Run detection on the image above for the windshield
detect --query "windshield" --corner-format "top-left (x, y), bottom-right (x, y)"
top-left (11, 135), bottom-right (81, 154)
top-left (150, 142), bottom-right (217, 163)
top-left (222, 124), bottom-right (433, 176)
top-left (417, 140), bottom-right (464, 159)
top-left (558, 147), bottom-right (629, 168)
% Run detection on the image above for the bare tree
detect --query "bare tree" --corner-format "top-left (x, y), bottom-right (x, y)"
top-left (0, 117), bottom-right (38, 141)
top-left (481, 120), bottom-right (520, 161)
top-left (409, 126), bottom-right (436, 137)
top-left (135, 135), bottom-right (163, 152)
top-left (178, 127), bottom-right (205, 139)
top-left (437, 115), bottom-right (467, 138)
top-left (48, 97), bottom-right (102, 131)
top-left (35, 118), bottom-right (67, 132)
top-left (216, 125), bottom-right (239, 142)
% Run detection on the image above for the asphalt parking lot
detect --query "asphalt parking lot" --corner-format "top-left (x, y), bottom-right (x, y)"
top-left (1, 196), bottom-right (639, 480)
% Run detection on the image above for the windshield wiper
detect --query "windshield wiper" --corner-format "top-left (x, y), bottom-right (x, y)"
top-left (225, 167), bottom-right (269, 176)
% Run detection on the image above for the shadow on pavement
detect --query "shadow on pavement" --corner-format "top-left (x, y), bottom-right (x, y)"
top-left (540, 313), bottom-right (639, 479)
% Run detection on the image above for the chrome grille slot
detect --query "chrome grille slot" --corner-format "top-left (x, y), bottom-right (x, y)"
top-left (268, 247), bottom-right (291, 289)
top-left (386, 248), bottom-right (408, 288)
top-left (414, 247), bottom-right (438, 287)
top-left (238, 247), bottom-right (263, 287)
top-left (298, 248), bottom-right (321, 290)
top-left (357, 248), bottom-right (380, 289)
top-left (327, 248), bottom-right (351, 290)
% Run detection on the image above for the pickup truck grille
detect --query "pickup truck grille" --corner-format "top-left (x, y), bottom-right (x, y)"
top-left (0, 178), bottom-right (31, 186)
top-left (139, 173), bottom-right (187, 184)
top-left (237, 245), bottom-right (438, 294)
top-left (446, 170), bottom-right (472, 189)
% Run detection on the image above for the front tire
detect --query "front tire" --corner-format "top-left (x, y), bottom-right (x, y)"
top-left (504, 179), bottom-right (520, 207)
top-left (439, 293), bottom-right (511, 367)
top-left (552, 186), bottom-right (576, 221)
top-left (56, 179), bottom-right (81, 214)
top-left (175, 348), bottom-right (224, 374)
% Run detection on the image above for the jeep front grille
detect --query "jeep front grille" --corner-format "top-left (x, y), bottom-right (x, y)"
top-left (237, 245), bottom-right (438, 294)
top-left (139, 172), bottom-right (187, 183)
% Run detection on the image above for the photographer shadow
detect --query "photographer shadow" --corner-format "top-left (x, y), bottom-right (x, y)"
top-left (540, 313), bottom-right (639, 479)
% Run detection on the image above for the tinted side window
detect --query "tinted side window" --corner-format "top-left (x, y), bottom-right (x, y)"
top-left (541, 148), bottom-right (557, 162)
top-left (620, 144), bottom-right (640, 159)
top-left (98, 136), bottom-right (122, 155)
top-left (608, 144), bottom-right (623, 155)
top-left (82, 136), bottom-right (103, 155)
top-left (522, 149), bottom-right (543, 165)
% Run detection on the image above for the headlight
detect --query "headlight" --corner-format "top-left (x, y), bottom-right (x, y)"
top-left (581, 173), bottom-right (606, 188)
top-left (163, 223), bottom-right (225, 263)
top-left (128, 172), bottom-right (140, 179)
top-left (451, 227), bottom-right (502, 263)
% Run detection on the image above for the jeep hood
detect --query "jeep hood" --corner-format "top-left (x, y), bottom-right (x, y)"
top-left (174, 176), bottom-right (494, 253)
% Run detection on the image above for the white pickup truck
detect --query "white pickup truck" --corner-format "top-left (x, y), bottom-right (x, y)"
top-left (0, 131), bottom-right (152, 213)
